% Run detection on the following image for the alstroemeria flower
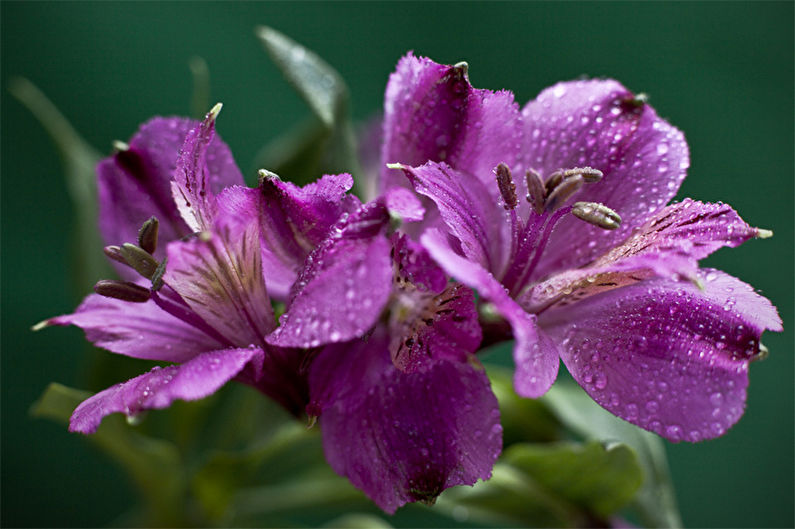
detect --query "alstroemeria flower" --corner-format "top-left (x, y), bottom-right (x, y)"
top-left (40, 107), bottom-right (326, 430)
top-left (384, 54), bottom-right (782, 442)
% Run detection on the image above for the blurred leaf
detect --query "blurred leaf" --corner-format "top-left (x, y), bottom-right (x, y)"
top-left (322, 513), bottom-right (393, 529)
top-left (9, 77), bottom-right (108, 295)
top-left (486, 364), bottom-right (561, 445)
top-left (503, 441), bottom-right (643, 518)
top-left (31, 383), bottom-right (186, 525)
top-left (255, 26), bottom-right (363, 192)
top-left (544, 381), bottom-right (683, 528)
top-left (189, 55), bottom-right (211, 120)
top-left (438, 440), bottom-right (642, 528)
top-left (193, 421), bottom-right (328, 521)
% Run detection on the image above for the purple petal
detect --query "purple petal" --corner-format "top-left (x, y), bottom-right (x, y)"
top-left (311, 334), bottom-right (501, 513)
top-left (216, 174), bottom-right (359, 301)
top-left (381, 53), bottom-right (522, 195)
top-left (69, 347), bottom-right (263, 434)
top-left (521, 79), bottom-right (689, 278)
top-left (421, 229), bottom-right (559, 397)
top-left (253, 346), bottom-right (312, 417)
top-left (97, 118), bottom-right (195, 264)
top-left (171, 106), bottom-right (244, 232)
top-left (521, 198), bottom-right (765, 312)
top-left (539, 270), bottom-right (782, 442)
top-left (46, 293), bottom-right (224, 362)
top-left (395, 162), bottom-right (508, 273)
top-left (164, 214), bottom-right (275, 349)
top-left (383, 186), bottom-right (425, 222)
top-left (267, 203), bottom-right (393, 348)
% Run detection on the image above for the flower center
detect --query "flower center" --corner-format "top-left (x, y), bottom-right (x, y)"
top-left (494, 163), bottom-right (621, 298)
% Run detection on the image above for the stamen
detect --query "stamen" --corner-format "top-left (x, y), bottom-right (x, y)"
top-left (572, 201), bottom-right (622, 230)
top-left (545, 174), bottom-right (584, 211)
top-left (103, 245), bottom-right (127, 265)
top-left (525, 169), bottom-right (545, 215)
top-left (545, 170), bottom-right (564, 195)
top-left (494, 163), bottom-right (517, 210)
top-left (562, 166), bottom-right (603, 183)
top-left (120, 243), bottom-right (159, 279)
top-left (137, 216), bottom-right (160, 254)
top-left (94, 280), bottom-right (151, 303)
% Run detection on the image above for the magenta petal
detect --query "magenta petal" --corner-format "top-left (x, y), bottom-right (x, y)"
top-left (69, 347), bottom-right (264, 434)
top-left (46, 293), bottom-right (224, 362)
top-left (522, 79), bottom-right (689, 278)
top-left (381, 53), bottom-right (522, 194)
top-left (540, 270), bottom-right (782, 442)
top-left (421, 229), bottom-right (559, 397)
top-left (312, 336), bottom-right (501, 513)
top-left (172, 107), bottom-right (244, 232)
top-left (397, 162), bottom-right (508, 273)
top-left (164, 214), bottom-right (275, 348)
top-left (97, 118), bottom-right (196, 262)
top-left (383, 186), bottom-right (425, 222)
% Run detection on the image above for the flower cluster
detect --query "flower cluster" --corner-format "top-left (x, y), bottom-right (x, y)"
top-left (42, 53), bottom-right (781, 512)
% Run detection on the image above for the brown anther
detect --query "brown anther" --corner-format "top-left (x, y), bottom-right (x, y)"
top-left (525, 168), bottom-right (546, 215)
top-left (137, 216), bottom-right (160, 254)
top-left (494, 163), bottom-right (517, 210)
top-left (545, 170), bottom-right (565, 194)
top-left (120, 243), bottom-right (159, 279)
top-left (94, 280), bottom-right (151, 303)
top-left (563, 166), bottom-right (603, 183)
top-left (572, 201), bottom-right (622, 230)
top-left (103, 245), bottom-right (127, 265)
top-left (545, 175), bottom-right (584, 211)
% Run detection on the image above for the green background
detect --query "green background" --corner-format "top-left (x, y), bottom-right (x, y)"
top-left (2, 2), bottom-right (792, 527)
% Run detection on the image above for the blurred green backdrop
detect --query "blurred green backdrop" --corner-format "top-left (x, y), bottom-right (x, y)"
top-left (2, 2), bottom-right (792, 527)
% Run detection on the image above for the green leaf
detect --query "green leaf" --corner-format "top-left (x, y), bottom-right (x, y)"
top-left (543, 381), bottom-right (683, 528)
top-left (9, 78), bottom-right (108, 295)
top-left (255, 26), bottom-right (363, 193)
top-left (486, 365), bottom-right (561, 445)
top-left (188, 56), bottom-right (211, 120)
top-left (31, 383), bottom-right (185, 526)
top-left (322, 514), bottom-right (393, 529)
top-left (503, 441), bottom-right (643, 518)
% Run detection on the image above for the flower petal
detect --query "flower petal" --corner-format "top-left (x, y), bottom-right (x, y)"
top-left (521, 199), bottom-right (765, 312)
top-left (396, 162), bottom-right (507, 273)
top-left (421, 229), bottom-right (559, 397)
top-left (311, 334), bottom-right (501, 513)
top-left (69, 347), bottom-right (263, 434)
top-left (46, 293), bottom-right (225, 362)
top-left (539, 270), bottom-right (782, 442)
top-left (267, 203), bottom-right (393, 348)
top-left (521, 79), bottom-right (689, 278)
top-left (171, 106), bottom-right (244, 232)
top-left (97, 118), bottom-right (195, 262)
top-left (164, 214), bottom-right (275, 349)
top-left (381, 53), bottom-right (522, 195)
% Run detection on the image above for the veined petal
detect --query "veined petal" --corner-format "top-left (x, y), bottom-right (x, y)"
top-left (381, 53), bottom-right (522, 195)
top-left (97, 118), bottom-right (196, 264)
top-left (521, 79), bottom-right (689, 279)
top-left (45, 293), bottom-right (225, 362)
top-left (171, 106), bottom-right (244, 232)
top-left (395, 162), bottom-right (507, 273)
top-left (421, 229), bottom-right (559, 397)
top-left (69, 347), bottom-right (263, 434)
top-left (311, 334), bottom-right (501, 514)
top-left (521, 199), bottom-right (765, 312)
top-left (539, 270), bottom-right (782, 442)
top-left (164, 214), bottom-right (275, 349)
top-left (267, 202), bottom-right (393, 348)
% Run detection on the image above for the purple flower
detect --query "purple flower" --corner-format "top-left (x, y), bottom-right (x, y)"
top-left (384, 54), bottom-right (782, 442)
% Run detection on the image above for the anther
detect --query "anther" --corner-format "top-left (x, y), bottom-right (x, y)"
top-left (94, 280), bottom-right (151, 303)
top-left (545, 175), bottom-right (584, 211)
top-left (137, 216), bottom-right (160, 254)
top-left (494, 163), bottom-right (517, 210)
top-left (120, 243), bottom-right (159, 279)
top-left (572, 201), bottom-right (622, 230)
top-left (525, 169), bottom-right (546, 215)
top-left (562, 166), bottom-right (603, 183)
top-left (103, 245), bottom-right (128, 265)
